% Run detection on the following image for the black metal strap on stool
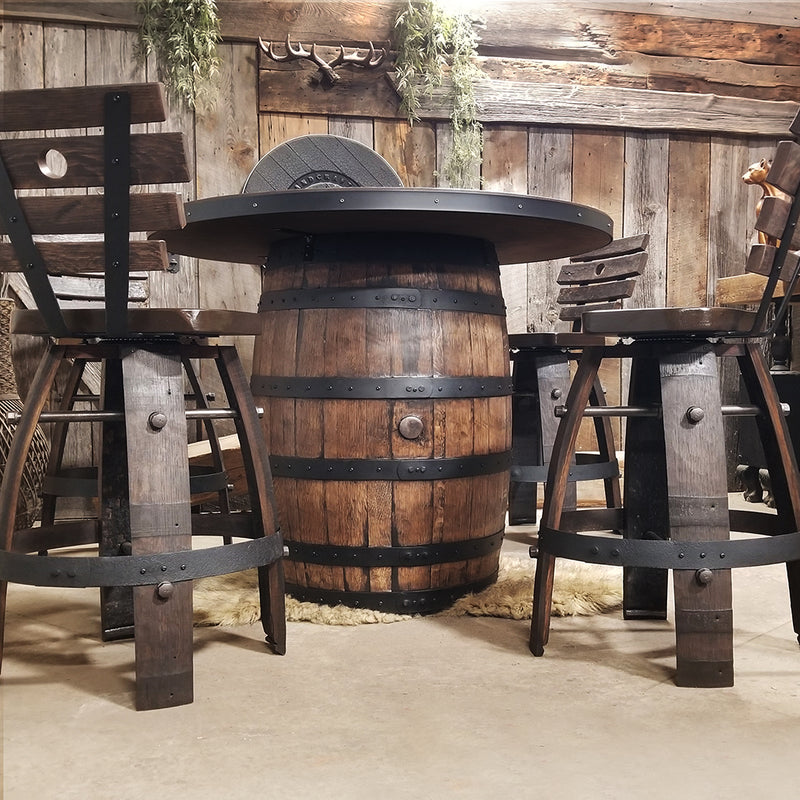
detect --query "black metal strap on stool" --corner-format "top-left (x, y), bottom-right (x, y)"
top-left (538, 526), bottom-right (800, 570)
top-left (1, 527), bottom-right (283, 588)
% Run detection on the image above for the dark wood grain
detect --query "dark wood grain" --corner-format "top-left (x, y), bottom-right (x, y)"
top-left (123, 348), bottom-right (194, 710)
top-left (0, 133), bottom-right (189, 189)
top-left (254, 234), bottom-right (509, 610)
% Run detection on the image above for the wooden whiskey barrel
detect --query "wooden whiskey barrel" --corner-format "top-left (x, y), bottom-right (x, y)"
top-left (251, 232), bottom-right (511, 613)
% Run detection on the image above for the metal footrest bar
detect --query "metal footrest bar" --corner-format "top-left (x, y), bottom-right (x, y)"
top-left (554, 403), bottom-right (790, 418)
top-left (5, 407), bottom-right (263, 424)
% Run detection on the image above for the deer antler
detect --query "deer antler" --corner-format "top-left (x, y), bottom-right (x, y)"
top-left (328, 42), bottom-right (386, 71)
top-left (259, 35), bottom-right (386, 86)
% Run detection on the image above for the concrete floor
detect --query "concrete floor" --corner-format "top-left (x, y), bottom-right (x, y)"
top-left (2, 502), bottom-right (800, 799)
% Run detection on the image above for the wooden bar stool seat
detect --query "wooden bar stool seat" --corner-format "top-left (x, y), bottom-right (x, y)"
top-left (509, 235), bottom-right (648, 525)
top-left (531, 114), bottom-right (800, 687)
top-left (0, 83), bottom-right (286, 710)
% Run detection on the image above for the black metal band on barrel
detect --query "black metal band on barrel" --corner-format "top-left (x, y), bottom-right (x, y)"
top-left (286, 529), bottom-right (503, 568)
top-left (258, 287), bottom-right (506, 316)
top-left (537, 526), bottom-right (800, 569)
top-left (270, 451), bottom-right (512, 481)
top-left (0, 527), bottom-right (283, 588)
top-left (252, 375), bottom-right (513, 399)
top-left (286, 570), bottom-right (499, 615)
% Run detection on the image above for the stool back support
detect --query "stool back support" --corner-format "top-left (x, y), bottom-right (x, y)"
top-left (0, 83), bottom-right (189, 337)
top-left (750, 124), bottom-right (800, 336)
top-left (507, 234), bottom-right (649, 527)
top-left (556, 233), bottom-right (649, 330)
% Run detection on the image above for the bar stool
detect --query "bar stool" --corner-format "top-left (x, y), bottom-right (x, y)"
top-left (508, 235), bottom-right (648, 524)
top-left (531, 113), bottom-right (800, 686)
top-left (0, 83), bottom-right (285, 709)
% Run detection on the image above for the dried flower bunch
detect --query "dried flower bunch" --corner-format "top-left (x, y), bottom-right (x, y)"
top-left (394, 0), bottom-right (483, 187)
top-left (137, 0), bottom-right (221, 109)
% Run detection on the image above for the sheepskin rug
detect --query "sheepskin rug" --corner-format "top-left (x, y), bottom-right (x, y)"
top-left (193, 555), bottom-right (622, 627)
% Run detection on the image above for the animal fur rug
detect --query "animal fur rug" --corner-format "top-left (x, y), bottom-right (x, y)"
top-left (193, 555), bottom-right (622, 627)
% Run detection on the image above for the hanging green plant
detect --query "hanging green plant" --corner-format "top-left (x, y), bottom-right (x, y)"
top-left (393, 0), bottom-right (483, 188)
top-left (136, 0), bottom-right (222, 110)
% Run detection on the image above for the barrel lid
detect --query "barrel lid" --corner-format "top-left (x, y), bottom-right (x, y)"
top-left (242, 134), bottom-right (403, 192)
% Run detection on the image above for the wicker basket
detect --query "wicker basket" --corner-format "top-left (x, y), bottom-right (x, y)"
top-left (0, 298), bottom-right (50, 529)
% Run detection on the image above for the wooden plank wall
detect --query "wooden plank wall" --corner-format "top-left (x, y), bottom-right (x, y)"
top-left (2, 1), bottom-right (799, 484)
top-left (3, 4), bottom-right (798, 338)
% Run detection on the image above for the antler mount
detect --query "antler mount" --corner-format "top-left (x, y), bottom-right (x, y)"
top-left (259, 35), bottom-right (386, 87)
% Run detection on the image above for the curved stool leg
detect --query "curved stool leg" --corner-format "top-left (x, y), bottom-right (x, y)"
top-left (510, 352), bottom-right (575, 524)
top-left (589, 375), bottom-right (622, 510)
top-left (530, 347), bottom-right (604, 656)
top-left (216, 346), bottom-right (286, 655)
top-left (0, 343), bottom-right (64, 670)
top-left (739, 342), bottom-right (800, 638)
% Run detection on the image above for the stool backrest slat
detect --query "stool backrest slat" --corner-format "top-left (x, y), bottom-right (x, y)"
top-left (747, 117), bottom-right (800, 336)
top-left (0, 83), bottom-right (189, 337)
top-left (555, 234), bottom-right (650, 330)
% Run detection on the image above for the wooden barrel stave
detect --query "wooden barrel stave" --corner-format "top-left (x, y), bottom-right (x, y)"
top-left (253, 233), bottom-right (510, 613)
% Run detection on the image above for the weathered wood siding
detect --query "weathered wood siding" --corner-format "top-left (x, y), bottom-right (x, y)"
top-left (2, 1), bottom-right (799, 482)
top-left (4, 3), bottom-right (798, 332)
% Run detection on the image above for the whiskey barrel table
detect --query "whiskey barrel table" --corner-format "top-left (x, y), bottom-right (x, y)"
top-left (158, 187), bottom-right (613, 613)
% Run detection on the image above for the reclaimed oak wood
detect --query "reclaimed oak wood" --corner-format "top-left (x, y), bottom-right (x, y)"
top-left (480, 55), bottom-right (800, 103)
top-left (252, 234), bottom-right (510, 612)
top-left (525, 127), bottom-right (573, 334)
top-left (5, 1), bottom-right (800, 36)
top-left (483, 125), bottom-right (529, 335)
top-left (373, 119), bottom-right (435, 187)
top-left (572, 129), bottom-right (624, 450)
top-left (408, 79), bottom-right (799, 136)
top-left (196, 42), bottom-right (261, 424)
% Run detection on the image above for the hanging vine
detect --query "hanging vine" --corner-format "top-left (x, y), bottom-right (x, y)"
top-left (136, 0), bottom-right (222, 110)
top-left (394, 0), bottom-right (483, 188)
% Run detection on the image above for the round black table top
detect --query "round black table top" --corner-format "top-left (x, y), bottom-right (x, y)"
top-left (155, 187), bottom-right (613, 266)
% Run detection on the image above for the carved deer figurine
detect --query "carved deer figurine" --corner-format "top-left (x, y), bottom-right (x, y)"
top-left (743, 157), bottom-right (791, 246)
top-left (259, 35), bottom-right (385, 86)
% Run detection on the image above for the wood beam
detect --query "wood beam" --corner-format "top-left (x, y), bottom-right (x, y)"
top-left (411, 78), bottom-right (800, 136)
